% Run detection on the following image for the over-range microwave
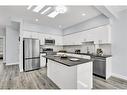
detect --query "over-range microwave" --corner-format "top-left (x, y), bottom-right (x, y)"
top-left (45, 39), bottom-right (55, 45)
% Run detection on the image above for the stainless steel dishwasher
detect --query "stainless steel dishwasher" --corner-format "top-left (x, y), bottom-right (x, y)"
top-left (93, 56), bottom-right (106, 78)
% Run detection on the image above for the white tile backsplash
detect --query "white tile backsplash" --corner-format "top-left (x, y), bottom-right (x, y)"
top-left (41, 45), bottom-right (63, 52)
top-left (63, 45), bottom-right (81, 52)
top-left (63, 43), bottom-right (111, 55)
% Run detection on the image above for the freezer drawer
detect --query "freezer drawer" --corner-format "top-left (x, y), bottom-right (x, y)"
top-left (24, 58), bottom-right (40, 71)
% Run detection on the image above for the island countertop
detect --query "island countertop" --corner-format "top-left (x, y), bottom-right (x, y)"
top-left (43, 55), bottom-right (92, 67)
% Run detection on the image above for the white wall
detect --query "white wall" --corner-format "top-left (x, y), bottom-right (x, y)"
top-left (6, 22), bottom-right (20, 65)
top-left (111, 9), bottom-right (127, 78)
top-left (63, 14), bottom-right (109, 35)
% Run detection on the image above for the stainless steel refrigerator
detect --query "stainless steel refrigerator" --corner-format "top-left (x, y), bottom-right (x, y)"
top-left (23, 38), bottom-right (40, 71)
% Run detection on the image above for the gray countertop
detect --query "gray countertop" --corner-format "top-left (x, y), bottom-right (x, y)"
top-left (40, 51), bottom-right (112, 58)
top-left (43, 55), bottom-right (92, 67)
top-left (64, 52), bottom-right (112, 58)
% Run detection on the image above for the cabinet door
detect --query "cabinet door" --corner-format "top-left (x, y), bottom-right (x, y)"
top-left (55, 36), bottom-right (63, 45)
top-left (40, 54), bottom-right (46, 67)
top-left (38, 34), bottom-right (44, 45)
top-left (23, 31), bottom-right (32, 38)
top-left (77, 62), bottom-right (93, 89)
top-left (32, 32), bottom-right (39, 39)
top-left (63, 35), bottom-right (74, 45)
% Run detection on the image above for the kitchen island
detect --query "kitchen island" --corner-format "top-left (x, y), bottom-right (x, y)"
top-left (43, 55), bottom-right (93, 89)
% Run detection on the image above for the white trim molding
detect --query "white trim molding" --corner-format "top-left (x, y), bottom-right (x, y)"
top-left (112, 73), bottom-right (127, 81)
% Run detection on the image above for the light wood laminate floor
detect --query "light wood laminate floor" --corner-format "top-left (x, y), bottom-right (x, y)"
top-left (0, 60), bottom-right (59, 89)
top-left (0, 60), bottom-right (127, 89)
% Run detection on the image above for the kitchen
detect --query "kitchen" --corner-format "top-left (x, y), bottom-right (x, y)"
top-left (0, 6), bottom-right (127, 89)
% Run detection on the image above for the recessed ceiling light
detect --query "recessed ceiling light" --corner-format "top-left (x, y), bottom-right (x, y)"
top-left (33, 6), bottom-right (45, 13)
top-left (35, 19), bottom-right (39, 22)
top-left (82, 13), bottom-right (86, 16)
top-left (41, 7), bottom-right (52, 14)
top-left (59, 25), bottom-right (62, 28)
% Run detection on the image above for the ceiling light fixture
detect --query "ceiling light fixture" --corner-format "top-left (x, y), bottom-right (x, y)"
top-left (26, 6), bottom-right (67, 18)
top-left (27, 5), bottom-right (33, 10)
top-left (41, 7), bottom-right (52, 14)
top-left (48, 6), bottom-right (67, 18)
top-left (33, 6), bottom-right (45, 13)
top-left (82, 13), bottom-right (86, 16)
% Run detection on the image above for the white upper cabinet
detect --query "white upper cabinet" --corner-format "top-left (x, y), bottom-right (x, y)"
top-left (23, 31), bottom-right (63, 45)
top-left (85, 25), bottom-right (111, 44)
top-left (54, 35), bottom-right (63, 45)
top-left (23, 31), bottom-right (32, 38)
top-left (23, 31), bottom-right (39, 39)
top-left (23, 25), bottom-right (111, 46)
top-left (31, 32), bottom-right (39, 39)
top-left (63, 25), bottom-right (111, 45)
top-left (44, 34), bottom-right (63, 45)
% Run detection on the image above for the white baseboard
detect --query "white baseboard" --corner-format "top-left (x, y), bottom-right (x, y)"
top-left (112, 73), bottom-right (127, 81)
top-left (6, 62), bottom-right (19, 66)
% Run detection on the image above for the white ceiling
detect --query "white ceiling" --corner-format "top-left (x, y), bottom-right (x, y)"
top-left (1, 6), bottom-right (127, 30)
top-left (0, 6), bottom-right (101, 29)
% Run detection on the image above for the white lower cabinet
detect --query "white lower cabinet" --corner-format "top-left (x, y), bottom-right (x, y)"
top-left (77, 62), bottom-right (93, 89)
top-left (40, 53), bottom-right (46, 67)
top-left (106, 57), bottom-right (112, 79)
top-left (47, 59), bottom-right (93, 89)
